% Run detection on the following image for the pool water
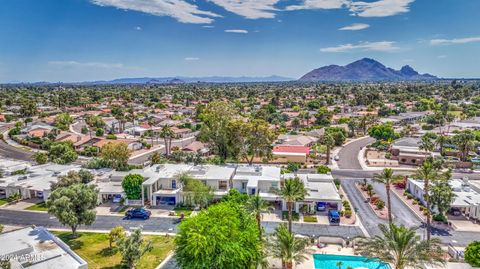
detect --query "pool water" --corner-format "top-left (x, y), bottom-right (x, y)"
top-left (313, 254), bottom-right (389, 269)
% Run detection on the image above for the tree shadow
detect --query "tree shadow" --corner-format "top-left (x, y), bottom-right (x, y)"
top-left (98, 247), bottom-right (119, 257)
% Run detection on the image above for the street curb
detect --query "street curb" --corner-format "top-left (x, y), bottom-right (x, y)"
top-left (156, 251), bottom-right (175, 269)
top-left (390, 189), bottom-right (425, 222)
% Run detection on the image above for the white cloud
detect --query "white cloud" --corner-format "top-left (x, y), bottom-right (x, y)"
top-left (286, 0), bottom-right (348, 11)
top-left (225, 29), bottom-right (249, 34)
top-left (430, 36), bottom-right (480, 45)
top-left (208, 0), bottom-right (279, 19)
top-left (349, 0), bottom-right (415, 17)
top-left (184, 57), bottom-right (200, 61)
top-left (339, 23), bottom-right (370, 31)
top-left (48, 61), bottom-right (125, 69)
top-left (437, 55), bottom-right (447, 59)
top-left (202, 25), bottom-right (215, 28)
top-left (320, 41), bottom-right (399, 52)
top-left (90, 0), bottom-right (221, 24)
top-left (135, 26), bottom-right (142, 30)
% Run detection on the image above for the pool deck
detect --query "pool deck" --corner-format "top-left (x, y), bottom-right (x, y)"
top-left (268, 244), bottom-right (356, 269)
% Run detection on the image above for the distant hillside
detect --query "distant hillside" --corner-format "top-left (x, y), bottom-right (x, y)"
top-left (299, 58), bottom-right (438, 82)
top-left (83, 75), bottom-right (293, 85)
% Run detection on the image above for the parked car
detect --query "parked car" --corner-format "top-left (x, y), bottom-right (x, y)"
top-left (125, 208), bottom-right (151, 220)
top-left (334, 155), bottom-right (340, 161)
top-left (328, 210), bottom-right (340, 225)
top-left (316, 202), bottom-right (327, 211)
top-left (112, 194), bottom-right (122, 203)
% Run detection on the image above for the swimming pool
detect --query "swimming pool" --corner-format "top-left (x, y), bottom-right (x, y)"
top-left (313, 254), bottom-right (389, 269)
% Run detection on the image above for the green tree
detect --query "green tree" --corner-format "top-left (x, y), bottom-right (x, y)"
top-left (150, 151), bottom-right (163, 164)
top-left (108, 226), bottom-right (125, 249)
top-left (320, 133), bottom-right (335, 165)
top-left (430, 170), bottom-right (455, 221)
top-left (33, 152), bottom-right (48, 165)
top-left (419, 133), bottom-right (436, 154)
top-left (54, 113), bottom-right (73, 131)
top-left (95, 128), bottom-right (104, 137)
top-left (51, 170), bottom-right (82, 190)
top-left (278, 177), bottom-right (307, 233)
top-left (175, 201), bottom-right (262, 269)
top-left (48, 142), bottom-right (78, 164)
top-left (452, 130), bottom-right (475, 161)
top-left (314, 107), bottom-right (332, 126)
top-left (373, 168), bottom-right (403, 224)
top-left (122, 174), bottom-right (144, 200)
top-left (78, 169), bottom-right (94, 183)
top-left (356, 224), bottom-right (444, 269)
top-left (464, 241), bottom-right (480, 267)
top-left (46, 184), bottom-right (98, 237)
top-left (246, 193), bottom-right (271, 240)
top-left (414, 159), bottom-right (438, 241)
top-left (325, 127), bottom-right (347, 146)
top-left (237, 119), bottom-right (276, 165)
top-left (160, 125), bottom-right (174, 156)
top-left (117, 228), bottom-right (153, 269)
top-left (178, 173), bottom-right (213, 208)
top-left (368, 123), bottom-right (398, 141)
top-left (268, 224), bottom-right (311, 269)
top-left (101, 142), bottom-right (131, 170)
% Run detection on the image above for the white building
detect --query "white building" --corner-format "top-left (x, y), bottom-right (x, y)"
top-left (407, 177), bottom-right (480, 220)
top-left (0, 226), bottom-right (87, 269)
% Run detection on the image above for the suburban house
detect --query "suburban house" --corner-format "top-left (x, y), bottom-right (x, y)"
top-left (407, 177), bottom-right (480, 220)
top-left (390, 137), bottom-right (429, 166)
top-left (0, 164), bottom-right (81, 202)
top-left (272, 145), bottom-right (310, 164)
top-left (0, 226), bottom-right (88, 269)
top-left (276, 134), bottom-right (317, 147)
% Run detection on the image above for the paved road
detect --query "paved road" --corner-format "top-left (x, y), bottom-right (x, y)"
top-left (0, 209), bottom-right (363, 239)
top-left (337, 137), bottom-right (375, 170)
top-left (0, 139), bottom-right (33, 161)
top-left (342, 178), bottom-right (480, 246)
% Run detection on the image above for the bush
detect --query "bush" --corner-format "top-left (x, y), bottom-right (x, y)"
top-left (316, 165), bottom-right (331, 174)
top-left (465, 241), bottom-right (480, 267)
top-left (106, 134), bottom-right (117, 140)
top-left (433, 214), bottom-right (447, 223)
top-left (344, 209), bottom-right (352, 218)
top-left (281, 211), bottom-right (300, 221)
top-left (96, 128), bottom-right (104, 137)
top-left (375, 199), bottom-right (385, 210)
top-left (333, 178), bottom-right (341, 189)
top-left (303, 215), bottom-right (317, 223)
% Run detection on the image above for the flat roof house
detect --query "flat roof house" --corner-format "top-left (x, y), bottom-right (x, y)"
top-left (0, 226), bottom-right (87, 269)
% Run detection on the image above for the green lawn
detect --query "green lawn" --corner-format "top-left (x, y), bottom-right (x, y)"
top-left (54, 232), bottom-right (174, 269)
top-left (25, 202), bottom-right (48, 211)
top-left (303, 215), bottom-right (318, 223)
top-left (174, 208), bottom-right (192, 217)
top-left (0, 199), bottom-right (7, 206)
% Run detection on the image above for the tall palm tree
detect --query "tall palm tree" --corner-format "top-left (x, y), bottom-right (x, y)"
top-left (414, 160), bottom-right (438, 241)
top-left (356, 224), bottom-right (444, 269)
top-left (321, 133), bottom-right (335, 165)
top-left (268, 224), bottom-right (311, 269)
top-left (419, 133), bottom-right (436, 155)
top-left (278, 177), bottom-right (307, 233)
top-left (373, 168), bottom-right (403, 224)
top-left (246, 193), bottom-right (271, 240)
top-left (160, 125), bottom-right (174, 156)
top-left (435, 134), bottom-right (448, 156)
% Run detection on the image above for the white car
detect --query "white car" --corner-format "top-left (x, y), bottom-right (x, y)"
top-left (334, 155), bottom-right (340, 161)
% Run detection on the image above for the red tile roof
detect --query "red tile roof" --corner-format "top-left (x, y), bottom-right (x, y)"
top-left (272, 145), bottom-right (310, 154)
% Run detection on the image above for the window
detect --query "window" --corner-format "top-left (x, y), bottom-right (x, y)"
top-left (171, 180), bottom-right (177, 189)
top-left (271, 182), bottom-right (279, 189)
top-left (219, 180), bottom-right (228, 190)
top-left (251, 188), bottom-right (256, 195)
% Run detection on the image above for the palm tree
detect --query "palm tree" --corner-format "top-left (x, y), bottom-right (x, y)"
top-left (321, 133), bottom-right (335, 165)
top-left (278, 177), bottom-right (307, 233)
top-left (356, 224), bottom-right (444, 269)
top-left (419, 133), bottom-right (436, 155)
top-left (373, 168), bottom-right (403, 224)
top-left (268, 224), bottom-right (311, 269)
top-left (336, 261), bottom-right (343, 269)
top-left (246, 193), bottom-right (271, 240)
top-left (452, 130), bottom-right (475, 162)
top-left (414, 160), bottom-right (438, 241)
top-left (160, 125), bottom-right (174, 156)
top-left (347, 118), bottom-right (357, 137)
top-left (435, 134), bottom-right (448, 156)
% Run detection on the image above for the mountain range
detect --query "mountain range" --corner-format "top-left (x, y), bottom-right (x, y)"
top-left (299, 58), bottom-right (438, 82)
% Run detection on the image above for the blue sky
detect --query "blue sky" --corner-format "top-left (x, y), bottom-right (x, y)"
top-left (1, 0), bottom-right (480, 82)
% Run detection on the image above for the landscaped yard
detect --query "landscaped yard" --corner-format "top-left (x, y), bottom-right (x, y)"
top-left (174, 207), bottom-right (192, 216)
top-left (54, 231), bottom-right (174, 269)
top-left (0, 199), bottom-right (7, 206)
top-left (303, 215), bottom-right (318, 223)
top-left (25, 202), bottom-right (48, 211)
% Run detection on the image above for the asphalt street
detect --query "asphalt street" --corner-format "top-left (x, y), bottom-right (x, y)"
top-left (0, 138), bottom-right (33, 161)
top-left (0, 209), bottom-right (364, 238)
top-left (337, 137), bottom-right (375, 170)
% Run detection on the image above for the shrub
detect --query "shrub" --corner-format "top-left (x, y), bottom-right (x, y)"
top-left (281, 211), bottom-right (300, 221)
top-left (375, 199), bottom-right (385, 210)
top-left (344, 209), bottom-right (352, 218)
top-left (370, 196), bottom-right (379, 205)
top-left (303, 215), bottom-right (317, 223)
top-left (465, 241), bottom-right (480, 267)
top-left (433, 214), bottom-right (447, 223)
top-left (106, 134), bottom-right (117, 140)
top-left (316, 165), bottom-right (331, 174)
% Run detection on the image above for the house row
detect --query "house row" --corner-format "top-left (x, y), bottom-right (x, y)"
top-left (104, 164), bottom-right (343, 213)
top-left (407, 177), bottom-right (480, 220)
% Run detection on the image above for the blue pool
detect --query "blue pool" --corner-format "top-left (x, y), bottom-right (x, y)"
top-left (313, 254), bottom-right (389, 269)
